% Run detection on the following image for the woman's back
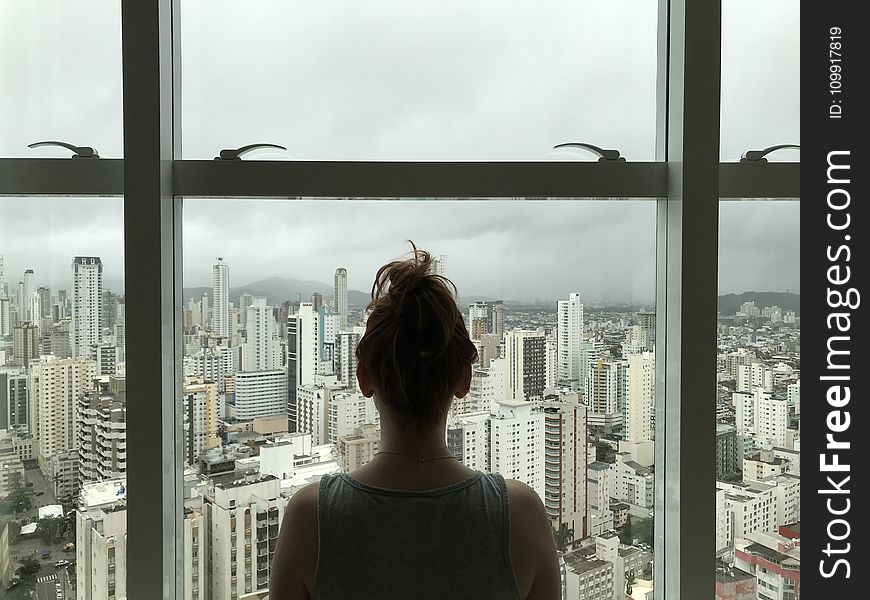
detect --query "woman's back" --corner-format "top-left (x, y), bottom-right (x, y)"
top-left (311, 470), bottom-right (521, 600)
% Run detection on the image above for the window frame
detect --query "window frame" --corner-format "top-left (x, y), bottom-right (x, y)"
top-left (0, 0), bottom-right (800, 598)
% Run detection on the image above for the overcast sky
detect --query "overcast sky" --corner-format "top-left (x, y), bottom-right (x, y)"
top-left (1, 1), bottom-right (799, 301)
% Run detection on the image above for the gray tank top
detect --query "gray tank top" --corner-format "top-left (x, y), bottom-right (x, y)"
top-left (311, 470), bottom-right (522, 600)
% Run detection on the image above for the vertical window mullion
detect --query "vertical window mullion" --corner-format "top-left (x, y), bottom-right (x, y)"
top-left (655, 0), bottom-right (721, 599)
top-left (122, 0), bottom-right (183, 598)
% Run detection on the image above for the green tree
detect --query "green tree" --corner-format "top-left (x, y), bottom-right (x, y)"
top-left (551, 522), bottom-right (574, 553)
top-left (38, 515), bottom-right (68, 545)
top-left (619, 515), bottom-right (634, 545)
top-left (5, 471), bottom-right (32, 514)
top-left (633, 516), bottom-right (654, 546)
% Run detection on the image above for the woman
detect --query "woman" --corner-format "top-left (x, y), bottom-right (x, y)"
top-left (270, 242), bottom-right (560, 599)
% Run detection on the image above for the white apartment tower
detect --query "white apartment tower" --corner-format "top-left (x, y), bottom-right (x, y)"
top-left (625, 352), bottom-right (655, 444)
top-left (202, 476), bottom-right (286, 600)
top-left (334, 268), bottom-right (348, 330)
top-left (30, 356), bottom-right (97, 479)
top-left (287, 303), bottom-right (320, 433)
top-left (22, 269), bottom-right (34, 321)
top-left (737, 362), bottom-right (773, 393)
top-left (242, 298), bottom-right (281, 372)
top-left (71, 257), bottom-right (102, 358)
top-left (76, 479), bottom-right (129, 600)
top-left (431, 255), bottom-right (446, 278)
top-left (328, 390), bottom-right (378, 445)
top-left (212, 258), bottom-right (230, 338)
top-left (489, 400), bottom-right (544, 500)
top-left (585, 358), bottom-right (621, 424)
top-left (233, 370), bottom-right (287, 420)
top-left (541, 393), bottom-right (588, 540)
top-left (556, 292), bottom-right (584, 390)
top-left (734, 388), bottom-right (788, 448)
top-left (446, 412), bottom-right (489, 471)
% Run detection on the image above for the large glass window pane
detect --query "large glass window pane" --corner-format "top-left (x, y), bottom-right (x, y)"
top-left (0, 2), bottom-right (124, 158)
top-left (180, 1), bottom-right (659, 161)
top-left (715, 200), bottom-right (800, 599)
top-left (0, 196), bottom-right (126, 599)
top-left (180, 198), bottom-right (658, 598)
top-left (720, 1), bottom-right (800, 161)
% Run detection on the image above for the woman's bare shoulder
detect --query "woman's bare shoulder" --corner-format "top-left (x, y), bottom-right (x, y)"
top-left (270, 481), bottom-right (321, 600)
top-left (504, 479), bottom-right (561, 600)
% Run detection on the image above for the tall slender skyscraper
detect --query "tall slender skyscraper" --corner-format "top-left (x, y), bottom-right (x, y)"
top-left (23, 269), bottom-right (35, 322)
top-left (557, 292), bottom-right (584, 390)
top-left (334, 268), bottom-right (348, 330)
top-left (0, 254), bottom-right (5, 298)
top-left (287, 303), bottom-right (320, 433)
top-left (71, 257), bottom-right (102, 358)
top-left (212, 258), bottom-right (230, 338)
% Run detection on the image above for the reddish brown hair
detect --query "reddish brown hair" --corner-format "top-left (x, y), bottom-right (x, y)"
top-left (355, 241), bottom-right (478, 427)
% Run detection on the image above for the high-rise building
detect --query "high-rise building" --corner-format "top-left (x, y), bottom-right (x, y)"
top-left (0, 255), bottom-right (5, 299)
top-left (12, 323), bottom-right (40, 367)
top-left (238, 293), bottom-right (254, 329)
top-left (625, 352), bottom-right (655, 445)
top-left (338, 423), bottom-right (381, 473)
top-left (637, 311), bottom-right (656, 351)
top-left (491, 301), bottom-right (505, 340)
top-left (30, 356), bottom-right (97, 494)
top-left (77, 376), bottom-right (127, 484)
top-left (503, 329), bottom-right (546, 402)
top-left (431, 255), bottom-right (446, 278)
top-left (334, 268), bottom-right (348, 330)
top-left (541, 393), bottom-right (588, 540)
top-left (734, 389), bottom-right (788, 448)
top-left (335, 330), bottom-right (361, 391)
top-left (585, 358), bottom-right (622, 428)
top-left (716, 423), bottom-right (740, 480)
top-left (327, 390), bottom-right (378, 445)
top-left (71, 256), bottom-right (103, 358)
top-left (182, 379), bottom-right (220, 465)
top-left (242, 298), bottom-right (281, 372)
top-left (22, 269), bottom-right (34, 322)
top-left (76, 479), bottom-right (128, 600)
top-left (212, 258), bottom-right (230, 338)
top-left (0, 368), bottom-right (28, 433)
top-left (578, 338), bottom-right (606, 395)
top-left (737, 362), bottom-right (773, 393)
top-left (200, 292), bottom-right (210, 331)
top-left (287, 303), bottom-right (320, 433)
top-left (557, 292), bottom-right (584, 390)
top-left (488, 400), bottom-right (544, 499)
top-left (202, 475), bottom-right (286, 599)
top-left (233, 370), bottom-right (287, 420)
top-left (0, 297), bottom-right (11, 337)
top-left (446, 412), bottom-right (488, 471)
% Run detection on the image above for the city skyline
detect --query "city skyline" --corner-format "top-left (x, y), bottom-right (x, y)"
top-left (0, 198), bottom-right (800, 302)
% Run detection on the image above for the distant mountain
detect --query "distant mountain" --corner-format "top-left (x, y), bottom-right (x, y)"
top-left (183, 277), bottom-right (504, 309)
top-left (183, 277), bottom-right (369, 308)
top-left (717, 292), bottom-right (800, 316)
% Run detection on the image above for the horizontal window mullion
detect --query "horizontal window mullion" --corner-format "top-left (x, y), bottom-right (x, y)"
top-left (719, 162), bottom-right (799, 199)
top-left (173, 160), bottom-right (666, 198)
top-left (1, 159), bottom-right (798, 199)
top-left (0, 158), bottom-right (124, 196)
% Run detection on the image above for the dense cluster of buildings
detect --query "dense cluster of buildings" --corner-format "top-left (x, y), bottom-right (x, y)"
top-left (0, 253), bottom-right (799, 599)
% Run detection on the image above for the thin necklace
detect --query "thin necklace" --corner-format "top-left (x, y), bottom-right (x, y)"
top-left (375, 450), bottom-right (458, 463)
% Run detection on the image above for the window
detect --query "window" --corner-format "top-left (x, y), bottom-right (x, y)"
top-left (0, 0), bottom-right (800, 598)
